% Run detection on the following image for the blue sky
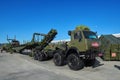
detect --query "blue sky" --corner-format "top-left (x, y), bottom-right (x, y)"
top-left (0, 0), bottom-right (120, 43)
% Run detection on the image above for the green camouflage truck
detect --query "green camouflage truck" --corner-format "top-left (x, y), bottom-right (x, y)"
top-left (9, 27), bottom-right (101, 71)
top-left (52, 28), bottom-right (101, 70)
top-left (99, 35), bottom-right (120, 61)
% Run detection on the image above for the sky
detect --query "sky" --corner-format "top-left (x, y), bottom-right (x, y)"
top-left (0, 0), bottom-right (120, 43)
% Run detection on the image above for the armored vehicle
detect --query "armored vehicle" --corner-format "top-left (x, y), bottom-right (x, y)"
top-left (53, 27), bottom-right (101, 70)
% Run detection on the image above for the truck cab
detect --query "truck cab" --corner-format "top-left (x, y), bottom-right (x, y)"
top-left (68, 29), bottom-right (100, 57)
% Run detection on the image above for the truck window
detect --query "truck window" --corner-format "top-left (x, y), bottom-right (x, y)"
top-left (74, 32), bottom-right (82, 40)
top-left (83, 31), bottom-right (97, 39)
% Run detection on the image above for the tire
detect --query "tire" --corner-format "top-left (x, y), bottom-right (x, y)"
top-left (67, 54), bottom-right (84, 70)
top-left (53, 51), bottom-right (64, 66)
top-left (34, 51), bottom-right (39, 60)
top-left (38, 52), bottom-right (45, 61)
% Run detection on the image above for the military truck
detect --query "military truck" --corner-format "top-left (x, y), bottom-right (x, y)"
top-left (99, 35), bottom-right (120, 61)
top-left (53, 27), bottom-right (101, 70)
top-left (9, 27), bottom-right (100, 71)
top-left (32, 27), bottom-right (101, 70)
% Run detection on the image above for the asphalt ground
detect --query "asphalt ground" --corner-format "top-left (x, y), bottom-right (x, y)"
top-left (0, 52), bottom-right (120, 80)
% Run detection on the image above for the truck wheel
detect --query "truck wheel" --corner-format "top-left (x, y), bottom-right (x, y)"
top-left (67, 54), bottom-right (84, 70)
top-left (38, 52), bottom-right (45, 61)
top-left (53, 51), bottom-right (64, 66)
top-left (34, 51), bottom-right (39, 60)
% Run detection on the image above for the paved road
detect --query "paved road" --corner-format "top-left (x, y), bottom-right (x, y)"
top-left (0, 52), bottom-right (120, 80)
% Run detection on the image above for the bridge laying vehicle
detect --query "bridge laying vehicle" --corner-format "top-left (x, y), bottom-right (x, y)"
top-left (27, 27), bottom-right (101, 70)
top-left (10, 27), bottom-right (101, 71)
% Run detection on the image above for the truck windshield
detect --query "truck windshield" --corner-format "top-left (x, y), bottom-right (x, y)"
top-left (83, 31), bottom-right (97, 39)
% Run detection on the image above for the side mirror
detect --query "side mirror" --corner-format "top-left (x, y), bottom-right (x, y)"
top-left (68, 31), bottom-right (71, 36)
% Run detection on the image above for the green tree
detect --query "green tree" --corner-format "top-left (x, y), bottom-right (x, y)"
top-left (76, 25), bottom-right (90, 30)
